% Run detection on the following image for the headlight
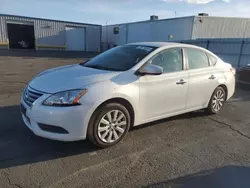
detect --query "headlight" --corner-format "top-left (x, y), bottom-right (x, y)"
top-left (43, 89), bottom-right (88, 106)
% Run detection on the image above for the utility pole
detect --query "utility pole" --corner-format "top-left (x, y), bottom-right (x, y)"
top-left (106, 21), bottom-right (108, 49)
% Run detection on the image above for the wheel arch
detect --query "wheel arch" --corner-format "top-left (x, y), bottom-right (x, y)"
top-left (218, 84), bottom-right (228, 100)
top-left (89, 97), bottom-right (135, 128)
top-left (205, 84), bottom-right (228, 114)
top-left (206, 84), bottom-right (228, 107)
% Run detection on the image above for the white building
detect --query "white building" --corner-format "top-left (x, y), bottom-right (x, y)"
top-left (102, 14), bottom-right (250, 48)
top-left (0, 14), bottom-right (101, 52)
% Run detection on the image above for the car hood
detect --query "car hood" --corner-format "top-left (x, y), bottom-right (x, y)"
top-left (29, 64), bottom-right (120, 93)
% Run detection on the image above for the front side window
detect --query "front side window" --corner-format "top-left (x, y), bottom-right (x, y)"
top-left (150, 48), bottom-right (183, 73)
top-left (82, 45), bottom-right (156, 71)
top-left (186, 48), bottom-right (209, 70)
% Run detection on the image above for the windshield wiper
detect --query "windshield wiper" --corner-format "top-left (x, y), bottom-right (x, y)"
top-left (84, 64), bottom-right (107, 70)
top-left (84, 64), bottom-right (120, 71)
top-left (79, 60), bottom-right (89, 65)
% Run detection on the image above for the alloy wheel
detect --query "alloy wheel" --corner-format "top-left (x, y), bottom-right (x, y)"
top-left (212, 89), bottom-right (225, 112)
top-left (97, 110), bottom-right (127, 143)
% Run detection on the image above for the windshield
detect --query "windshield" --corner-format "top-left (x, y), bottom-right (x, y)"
top-left (82, 45), bottom-right (156, 71)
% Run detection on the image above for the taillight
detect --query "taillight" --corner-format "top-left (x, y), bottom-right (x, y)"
top-left (230, 68), bottom-right (236, 76)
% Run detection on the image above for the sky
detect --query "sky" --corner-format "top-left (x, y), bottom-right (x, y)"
top-left (0, 0), bottom-right (249, 25)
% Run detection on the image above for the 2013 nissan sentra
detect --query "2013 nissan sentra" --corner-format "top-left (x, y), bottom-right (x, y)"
top-left (21, 42), bottom-right (235, 148)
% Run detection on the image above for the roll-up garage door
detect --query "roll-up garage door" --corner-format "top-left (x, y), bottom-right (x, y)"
top-left (7, 23), bottom-right (35, 50)
top-left (66, 27), bottom-right (86, 51)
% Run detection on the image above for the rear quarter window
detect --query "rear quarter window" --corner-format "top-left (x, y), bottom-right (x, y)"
top-left (207, 53), bottom-right (218, 66)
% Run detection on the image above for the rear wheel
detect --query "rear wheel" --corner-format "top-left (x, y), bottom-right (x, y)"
top-left (206, 86), bottom-right (226, 115)
top-left (87, 103), bottom-right (131, 148)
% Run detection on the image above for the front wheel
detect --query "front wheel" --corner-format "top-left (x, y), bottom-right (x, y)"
top-left (206, 86), bottom-right (226, 115)
top-left (87, 103), bottom-right (131, 148)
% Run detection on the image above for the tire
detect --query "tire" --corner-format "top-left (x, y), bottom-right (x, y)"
top-left (87, 103), bottom-right (131, 148)
top-left (205, 86), bottom-right (226, 115)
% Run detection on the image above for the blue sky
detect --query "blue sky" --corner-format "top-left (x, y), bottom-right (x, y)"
top-left (0, 0), bottom-right (249, 25)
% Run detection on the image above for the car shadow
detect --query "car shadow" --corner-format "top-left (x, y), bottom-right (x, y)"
top-left (146, 165), bottom-right (250, 188)
top-left (131, 110), bottom-right (206, 131)
top-left (0, 105), bottom-right (100, 169)
top-left (0, 105), bottom-right (208, 169)
top-left (0, 101), bottom-right (248, 170)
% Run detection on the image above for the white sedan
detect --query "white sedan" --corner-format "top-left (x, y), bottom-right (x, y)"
top-left (21, 42), bottom-right (235, 148)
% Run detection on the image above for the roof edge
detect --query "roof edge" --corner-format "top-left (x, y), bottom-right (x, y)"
top-left (104, 15), bottom-right (250, 27)
top-left (103, 16), bottom-right (195, 27)
top-left (0, 13), bottom-right (101, 27)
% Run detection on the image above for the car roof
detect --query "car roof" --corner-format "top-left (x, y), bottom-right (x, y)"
top-left (127, 42), bottom-right (201, 48)
top-left (127, 42), bottom-right (220, 60)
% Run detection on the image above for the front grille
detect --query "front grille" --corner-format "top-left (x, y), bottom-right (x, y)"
top-left (23, 87), bottom-right (44, 107)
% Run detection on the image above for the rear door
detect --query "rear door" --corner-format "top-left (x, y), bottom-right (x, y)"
top-left (184, 48), bottom-right (220, 109)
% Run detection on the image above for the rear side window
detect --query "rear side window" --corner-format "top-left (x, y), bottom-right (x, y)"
top-left (207, 53), bottom-right (217, 66)
top-left (186, 48), bottom-right (209, 70)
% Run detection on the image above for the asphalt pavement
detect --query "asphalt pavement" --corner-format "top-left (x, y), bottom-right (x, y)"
top-left (1, 52), bottom-right (250, 188)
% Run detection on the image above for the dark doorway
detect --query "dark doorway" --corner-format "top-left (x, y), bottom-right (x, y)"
top-left (7, 23), bottom-right (35, 50)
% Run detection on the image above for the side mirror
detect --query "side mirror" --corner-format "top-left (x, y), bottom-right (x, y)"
top-left (138, 64), bottom-right (163, 75)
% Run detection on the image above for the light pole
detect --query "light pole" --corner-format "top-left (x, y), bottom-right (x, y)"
top-left (106, 21), bottom-right (108, 50)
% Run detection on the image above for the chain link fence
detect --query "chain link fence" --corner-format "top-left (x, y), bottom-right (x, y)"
top-left (181, 39), bottom-right (250, 69)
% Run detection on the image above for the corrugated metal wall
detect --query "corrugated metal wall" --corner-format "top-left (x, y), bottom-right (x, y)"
top-left (127, 17), bottom-right (194, 43)
top-left (103, 16), bottom-right (250, 47)
top-left (103, 17), bottom-right (194, 46)
top-left (192, 16), bottom-right (250, 39)
top-left (86, 26), bottom-right (101, 52)
top-left (0, 15), bottom-right (101, 52)
top-left (35, 19), bottom-right (65, 46)
top-left (102, 24), bottom-right (128, 46)
top-left (0, 16), bottom-right (7, 43)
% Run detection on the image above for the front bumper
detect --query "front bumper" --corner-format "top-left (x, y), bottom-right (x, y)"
top-left (20, 93), bottom-right (93, 142)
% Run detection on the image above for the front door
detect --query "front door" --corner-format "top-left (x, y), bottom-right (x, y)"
top-left (139, 48), bottom-right (188, 122)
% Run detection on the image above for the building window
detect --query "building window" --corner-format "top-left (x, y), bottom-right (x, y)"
top-left (114, 27), bottom-right (119, 34)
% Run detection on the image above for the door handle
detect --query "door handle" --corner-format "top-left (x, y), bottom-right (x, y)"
top-left (209, 75), bottom-right (216, 80)
top-left (176, 79), bottom-right (187, 85)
